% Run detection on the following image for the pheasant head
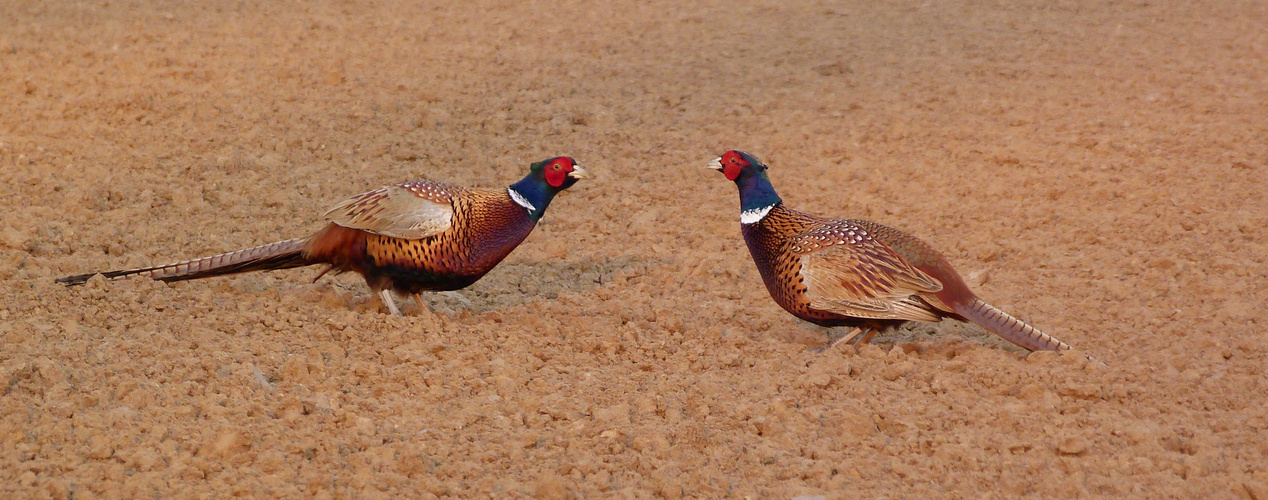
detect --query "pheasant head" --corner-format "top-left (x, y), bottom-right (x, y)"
top-left (508, 156), bottom-right (590, 221)
top-left (708, 150), bottom-right (782, 223)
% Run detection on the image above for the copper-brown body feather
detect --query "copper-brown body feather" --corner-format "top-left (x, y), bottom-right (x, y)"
top-left (307, 188), bottom-right (537, 294)
top-left (743, 204), bottom-right (1084, 356)
top-left (59, 155), bottom-right (587, 316)
top-left (57, 182), bottom-right (537, 298)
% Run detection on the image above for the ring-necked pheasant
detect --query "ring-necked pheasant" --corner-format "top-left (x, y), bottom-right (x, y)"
top-left (709, 150), bottom-right (1097, 362)
top-left (57, 157), bottom-right (589, 316)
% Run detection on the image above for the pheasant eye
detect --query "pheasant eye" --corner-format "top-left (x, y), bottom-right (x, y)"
top-left (721, 151), bottom-right (746, 180)
top-left (544, 159), bottom-right (569, 187)
top-left (721, 151), bottom-right (749, 168)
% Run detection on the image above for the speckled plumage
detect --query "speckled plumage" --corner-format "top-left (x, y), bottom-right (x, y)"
top-left (57, 157), bottom-right (589, 316)
top-left (328, 187), bottom-right (541, 294)
top-left (743, 206), bottom-right (949, 328)
top-left (712, 150), bottom-right (1097, 361)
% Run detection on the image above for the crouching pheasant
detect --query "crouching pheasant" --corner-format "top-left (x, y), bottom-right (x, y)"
top-left (709, 150), bottom-right (1097, 362)
top-left (57, 157), bottom-right (589, 316)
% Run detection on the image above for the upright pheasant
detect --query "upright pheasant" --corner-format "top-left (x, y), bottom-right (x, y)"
top-left (57, 157), bottom-right (589, 316)
top-left (709, 150), bottom-right (1096, 361)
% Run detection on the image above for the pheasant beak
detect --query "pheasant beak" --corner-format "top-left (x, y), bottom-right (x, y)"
top-left (567, 165), bottom-right (591, 180)
top-left (707, 157), bottom-right (723, 171)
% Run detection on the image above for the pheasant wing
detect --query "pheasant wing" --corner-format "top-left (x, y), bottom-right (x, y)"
top-left (794, 221), bottom-right (945, 322)
top-left (323, 181), bottom-right (460, 239)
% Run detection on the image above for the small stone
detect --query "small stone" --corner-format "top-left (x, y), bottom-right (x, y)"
top-left (1060, 351), bottom-right (1089, 369)
top-left (1026, 350), bottom-right (1059, 364)
top-left (1017, 382), bottom-right (1049, 401)
top-left (1057, 436), bottom-right (1087, 455)
top-left (534, 474), bottom-right (567, 500)
top-left (881, 361), bottom-right (913, 381)
top-left (859, 344), bottom-right (886, 360)
top-left (281, 357), bottom-right (309, 383)
top-left (212, 431), bottom-right (244, 456)
top-left (0, 227), bottom-right (30, 250)
top-left (86, 434), bottom-right (114, 459)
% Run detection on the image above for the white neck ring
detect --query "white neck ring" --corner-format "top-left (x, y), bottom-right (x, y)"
top-left (508, 188), bottom-right (537, 213)
top-left (740, 204), bottom-right (774, 224)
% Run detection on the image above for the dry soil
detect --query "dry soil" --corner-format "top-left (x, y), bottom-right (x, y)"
top-left (2, 0), bottom-right (1267, 498)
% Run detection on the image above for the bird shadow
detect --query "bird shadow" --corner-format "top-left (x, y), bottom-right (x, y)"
top-left (779, 320), bottom-right (1025, 356)
top-left (300, 255), bottom-right (663, 315)
top-left (427, 255), bottom-right (663, 314)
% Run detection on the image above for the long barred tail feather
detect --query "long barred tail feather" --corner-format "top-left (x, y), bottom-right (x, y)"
top-left (953, 298), bottom-right (1103, 365)
top-left (55, 238), bottom-right (312, 286)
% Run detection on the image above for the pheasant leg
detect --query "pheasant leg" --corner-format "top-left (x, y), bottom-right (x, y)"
top-left (378, 289), bottom-right (402, 316)
top-left (411, 293), bottom-right (439, 320)
top-left (812, 327), bottom-right (864, 353)
top-left (851, 328), bottom-right (879, 348)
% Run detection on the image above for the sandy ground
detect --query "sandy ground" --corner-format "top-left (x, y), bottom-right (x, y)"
top-left (2, 0), bottom-right (1267, 497)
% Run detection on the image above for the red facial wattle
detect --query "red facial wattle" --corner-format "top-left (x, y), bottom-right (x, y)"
top-left (721, 151), bottom-right (747, 181)
top-left (545, 159), bottom-right (572, 187)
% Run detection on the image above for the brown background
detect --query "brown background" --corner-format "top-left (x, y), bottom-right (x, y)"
top-left (2, 0), bottom-right (1266, 497)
